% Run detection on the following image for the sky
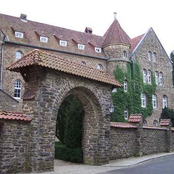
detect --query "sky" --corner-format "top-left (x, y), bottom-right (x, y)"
top-left (0, 0), bottom-right (173, 56)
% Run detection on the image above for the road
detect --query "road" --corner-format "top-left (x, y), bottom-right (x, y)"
top-left (100, 155), bottom-right (174, 174)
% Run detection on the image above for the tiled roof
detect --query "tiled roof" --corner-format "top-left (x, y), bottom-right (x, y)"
top-left (110, 122), bottom-right (137, 129)
top-left (0, 13), bottom-right (105, 58)
top-left (129, 34), bottom-right (144, 53)
top-left (160, 119), bottom-right (171, 126)
top-left (128, 114), bottom-right (142, 123)
top-left (143, 126), bottom-right (167, 130)
top-left (103, 19), bottom-right (130, 47)
top-left (7, 49), bottom-right (122, 87)
top-left (0, 111), bottom-right (31, 122)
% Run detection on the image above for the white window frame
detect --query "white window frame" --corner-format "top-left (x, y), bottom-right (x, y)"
top-left (141, 93), bottom-right (146, 108)
top-left (59, 40), bottom-right (67, 47)
top-left (152, 94), bottom-right (157, 109)
top-left (95, 47), bottom-right (101, 53)
top-left (148, 51), bottom-right (152, 61)
top-left (159, 72), bottom-right (163, 85)
top-left (124, 80), bottom-right (128, 92)
top-left (40, 36), bottom-right (48, 43)
top-left (78, 44), bottom-right (85, 50)
top-left (124, 108), bottom-right (129, 120)
top-left (162, 95), bottom-right (168, 108)
top-left (155, 71), bottom-right (159, 85)
top-left (15, 31), bottom-right (24, 38)
top-left (143, 69), bottom-right (147, 83)
top-left (16, 51), bottom-right (23, 60)
top-left (148, 70), bottom-right (151, 83)
top-left (153, 52), bottom-right (157, 62)
top-left (123, 51), bottom-right (127, 58)
top-left (14, 80), bottom-right (22, 99)
top-left (97, 64), bottom-right (103, 70)
top-left (112, 88), bottom-right (117, 93)
top-left (81, 61), bottom-right (86, 65)
top-left (153, 120), bottom-right (158, 126)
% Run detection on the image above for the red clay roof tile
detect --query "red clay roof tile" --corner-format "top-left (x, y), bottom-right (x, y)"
top-left (160, 119), bottom-right (171, 126)
top-left (128, 114), bottom-right (142, 123)
top-left (111, 122), bottom-right (137, 129)
top-left (7, 49), bottom-right (122, 87)
top-left (0, 111), bottom-right (31, 122)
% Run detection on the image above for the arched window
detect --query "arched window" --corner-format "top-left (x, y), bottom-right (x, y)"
top-left (148, 70), bottom-right (151, 83)
top-left (152, 94), bottom-right (157, 109)
top-left (141, 93), bottom-right (146, 108)
top-left (123, 51), bottom-right (127, 58)
top-left (153, 120), bottom-right (158, 126)
top-left (148, 51), bottom-right (152, 61)
top-left (124, 108), bottom-right (128, 120)
top-left (143, 120), bottom-right (147, 126)
top-left (155, 71), bottom-right (159, 85)
top-left (81, 61), bottom-right (86, 65)
top-left (97, 64), bottom-right (103, 70)
top-left (14, 80), bottom-right (22, 99)
top-left (159, 72), bottom-right (163, 85)
top-left (16, 51), bottom-right (23, 60)
top-left (143, 69), bottom-right (147, 83)
top-left (162, 95), bottom-right (168, 108)
top-left (124, 80), bottom-right (128, 92)
top-left (153, 52), bottom-right (157, 62)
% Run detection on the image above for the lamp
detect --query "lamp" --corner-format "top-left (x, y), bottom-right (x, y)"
top-left (109, 104), bottom-right (114, 113)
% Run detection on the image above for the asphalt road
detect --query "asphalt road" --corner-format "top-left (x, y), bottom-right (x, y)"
top-left (100, 155), bottom-right (174, 174)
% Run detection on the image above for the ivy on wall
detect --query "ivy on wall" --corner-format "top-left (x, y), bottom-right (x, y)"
top-left (111, 60), bottom-right (156, 122)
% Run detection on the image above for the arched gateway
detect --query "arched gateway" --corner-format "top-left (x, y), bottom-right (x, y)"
top-left (7, 49), bottom-right (122, 172)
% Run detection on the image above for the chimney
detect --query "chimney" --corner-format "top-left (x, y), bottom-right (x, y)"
top-left (85, 27), bottom-right (92, 34)
top-left (20, 13), bottom-right (27, 22)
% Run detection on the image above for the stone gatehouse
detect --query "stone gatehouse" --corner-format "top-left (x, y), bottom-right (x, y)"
top-left (0, 49), bottom-right (121, 173)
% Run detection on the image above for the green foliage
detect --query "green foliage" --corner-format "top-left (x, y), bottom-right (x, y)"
top-left (160, 107), bottom-right (174, 127)
top-left (112, 60), bottom-right (156, 121)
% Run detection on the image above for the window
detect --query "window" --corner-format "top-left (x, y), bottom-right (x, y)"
top-left (14, 80), bottom-right (22, 99)
top-left (143, 69), bottom-right (147, 83)
top-left (123, 51), bottom-right (127, 58)
top-left (141, 93), bottom-right (146, 108)
top-left (148, 51), bottom-right (152, 61)
top-left (124, 80), bottom-right (128, 92)
top-left (159, 72), bottom-right (163, 85)
top-left (162, 95), bottom-right (168, 108)
top-left (152, 94), bottom-right (157, 109)
top-left (97, 64), bottom-right (103, 70)
top-left (153, 52), bottom-right (157, 62)
top-left (59, 40), bottom-right (67, 47)
top-left (40, 36), bottom-right (48, 43)
top-left (153, 120), bottom-right (158, 126)
top-left (95, 47), bottom-right (101, 53)
top-left (78, 44), bottom-right (85, 50)
top-left (148, 70), bottom-right (151, 83)
top-left (15, 31), bottom-right (24, 38)
top-left (16, 51), bottom-right (23, 60)
top-left (81, 61), bottom-right (86, 65)
top-left (155, 71), bottom-right (159, 85)
top-left (112, 88), bottom-right (117, 93)
top-left (124, 108), bottom-right (129, 120)
top-left (143, 120), bottom-right (147, 126)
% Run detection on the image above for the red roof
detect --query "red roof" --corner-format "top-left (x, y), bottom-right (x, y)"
top-left (103, 19), bottom-right (130, 47)
top-left (129, 34), bottom-right (144, 53)
top-left (7, 49), bottom-right (122, 87)
top-left (128, 114), bottom-right (142, 123)
top-left (0, 111), bottom-right (31, 122)
top-left (160, 119), bottom-right (171, 126)
top-left (111, 122), bottom-right (137, 129)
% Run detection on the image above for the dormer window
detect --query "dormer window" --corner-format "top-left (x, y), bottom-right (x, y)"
top-left (40, 36), bottom-right (48, 43)
top-left (97, 64), bottom-right (103, 70)
top-left (78, 44), bottom-right (85, 50)
top-left (60, 40), bottom-right (67, 47)
top-left (15, 31), bottom-right (23, 38)
top-left (95, 47), bottom-right (101, 53)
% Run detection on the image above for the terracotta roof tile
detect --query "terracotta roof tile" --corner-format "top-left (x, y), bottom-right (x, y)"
top-left (160, 119), bottom-right (171, 126)
top-left (143, 126), bottom-right (167, 130)
top-left (7, 49), bottom-right (122, 87)
top-left (128, 114), bottom-right (142, 123)
top-left (103, 20), bottom-right (130, 47)
top-left (0, 111), bottom-right (31, 122)
top-left (111, 122), bottom-right (137, 129)
top-left (129, 34), bottom-right (144, 53)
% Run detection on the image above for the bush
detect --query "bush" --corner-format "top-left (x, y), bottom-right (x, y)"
top-left (55, 142), bottom-right (83, 163)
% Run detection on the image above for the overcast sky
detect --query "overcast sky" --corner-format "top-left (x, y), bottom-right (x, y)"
top-left (0, 0), bottom-right (173, 56)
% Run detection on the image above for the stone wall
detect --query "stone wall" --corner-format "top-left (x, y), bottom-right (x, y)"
top-left (0, 120), bottom-right (31, 173)
top-left (110, 127), bottom-right (137, 159)
top-left (172, 130), bottom-right (174, 151)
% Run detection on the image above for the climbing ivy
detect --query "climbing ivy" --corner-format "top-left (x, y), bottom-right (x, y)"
top-left (111, 60), bottom-right (156, 122)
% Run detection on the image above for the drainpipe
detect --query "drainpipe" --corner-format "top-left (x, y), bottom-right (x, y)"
top-left (0, 29), bottom-right (6, 89)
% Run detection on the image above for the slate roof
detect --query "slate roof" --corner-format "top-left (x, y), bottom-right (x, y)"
top-left (7, 49), bottom-right (122, 87)
top-left (128, 114), bottom-right (142, 123)
top-left (103, 19), bottom-right (130, 47)
top-left (111, 122), bottom-right (137, 129)
top-left (0, 111), bottom-right (31, 122)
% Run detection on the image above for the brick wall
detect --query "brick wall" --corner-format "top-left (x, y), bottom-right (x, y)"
top-left (0, 121), bottom-right (31, 173)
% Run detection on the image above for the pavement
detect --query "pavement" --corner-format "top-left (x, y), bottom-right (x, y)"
top-left (31, 152), bottom-right (174, 174)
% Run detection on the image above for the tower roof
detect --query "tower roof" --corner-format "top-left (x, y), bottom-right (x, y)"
top-left (103, 19), bottom-right (130, 47)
